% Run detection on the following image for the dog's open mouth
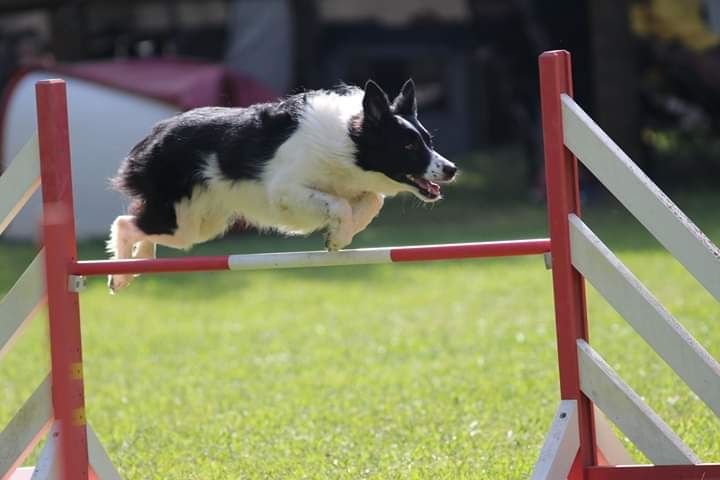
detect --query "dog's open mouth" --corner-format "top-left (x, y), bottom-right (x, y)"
top-left (404, 174), bottom-right (441, 200)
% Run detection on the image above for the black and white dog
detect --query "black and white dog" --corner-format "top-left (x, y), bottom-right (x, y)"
top-left (107, 79), bottom-right (457, 292)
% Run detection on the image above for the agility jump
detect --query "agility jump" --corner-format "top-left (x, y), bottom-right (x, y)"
top-left (1, 50), bottom-right (720, 479)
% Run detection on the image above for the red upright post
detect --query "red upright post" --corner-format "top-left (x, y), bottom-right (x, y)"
top-left (539, 50), bottom-right (596, 479)
top-left (37, 79), bottom-right (89, 480)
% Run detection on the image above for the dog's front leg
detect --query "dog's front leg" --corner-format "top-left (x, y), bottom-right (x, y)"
top-left (350, 192), bottom-right (384, 235)
top-left (272, 187), bottom-right (354, 251)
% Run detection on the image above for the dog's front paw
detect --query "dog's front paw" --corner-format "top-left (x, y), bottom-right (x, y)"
top-left (325, 231), bottom-right (352, 251)
top-left (108, 274), bottom-right (133, 294)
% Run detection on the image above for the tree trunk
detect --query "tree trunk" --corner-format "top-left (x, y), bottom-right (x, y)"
top-left (588, 0), bottom-right (645, 168)
top-left (49, 3), bottom-right (87, 62)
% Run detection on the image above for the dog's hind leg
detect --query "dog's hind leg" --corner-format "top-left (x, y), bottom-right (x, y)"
top-left (132, 240), bottom-right (156, 260)
top-left (106, 215), bottom-right (144, 293)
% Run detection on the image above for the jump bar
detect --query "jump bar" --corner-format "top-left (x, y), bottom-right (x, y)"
top-left (70, 239), bottom-right (551, 276)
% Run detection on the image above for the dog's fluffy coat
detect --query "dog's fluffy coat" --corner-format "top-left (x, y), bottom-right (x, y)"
top-left (107, 79), bottom-right (457, 292)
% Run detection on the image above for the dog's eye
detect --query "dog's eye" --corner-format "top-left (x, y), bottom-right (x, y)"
top-left (404, 143), bottom-right (416, 151)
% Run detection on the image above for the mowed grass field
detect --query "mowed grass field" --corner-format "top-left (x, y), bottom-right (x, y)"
top-left (1, 182), bottom-right (719, 479)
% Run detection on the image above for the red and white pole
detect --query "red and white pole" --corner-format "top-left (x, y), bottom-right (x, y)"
top-left (539, 50), bottom-right (596, 479)
top-left (69, 239), bottom-right (552, 277)
top-left (37, 80), bottom-right (89, 480)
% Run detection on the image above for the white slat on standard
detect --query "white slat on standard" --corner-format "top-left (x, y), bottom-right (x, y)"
top-left (561, 95), bottom-right (720, 302)
top-left (7, 467), bottom-right (33, 480)
top-left (18, 424), bottom-right (120, 480)
top-left (594, 407), bottom-right (634, 465)
top-left (530, 400), bottom-right (579, 480)
top-left (0, 376), bottom-right (53, 478)
top-left (29, 423), bottom-right (59, 480)
top-left (0, 252), bottom-right (45, 361)
top-left (570, 215), bottom-right (720, 418)
top-left (0, 134), bottom-right (39, 236)
top-left (577, 340), bottom-right (698, 465)
top-left (87, 425), bottom-right (121, 480)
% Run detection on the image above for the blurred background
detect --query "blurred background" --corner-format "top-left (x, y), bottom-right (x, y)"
top-left (2, 4), bottom-right (720, 476)
top-left (0, 0), bottom-right (719, 238)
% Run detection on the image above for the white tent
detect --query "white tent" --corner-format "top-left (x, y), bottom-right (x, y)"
top-left (2, 72), bottom-right (178, 239)
top-left (1, 61), bottom-right (275, 239)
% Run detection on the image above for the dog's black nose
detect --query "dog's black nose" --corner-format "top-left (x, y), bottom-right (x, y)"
top-left (443, 164), bottom-right (458, 179)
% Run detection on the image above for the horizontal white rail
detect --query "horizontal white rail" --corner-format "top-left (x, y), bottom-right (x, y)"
top-left (0, 134), bottom-right (40, 236)
top-left (570, 215), bottom-right (720, 418)
top-left (577, 340), bottom-right (698, 465)
top-left (561, 94), bottom-right (720, 303)
top-left (227, 248), bottom-right (391, 270)
top-left (0, 252), bottom-right (45, 361)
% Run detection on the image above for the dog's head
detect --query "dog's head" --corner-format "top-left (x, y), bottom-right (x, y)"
top-left (350, 79), bottom-right (457, 202)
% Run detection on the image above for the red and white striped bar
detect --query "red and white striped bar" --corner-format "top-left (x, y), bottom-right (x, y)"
top-left (70, 239), bottom-right (551, 276)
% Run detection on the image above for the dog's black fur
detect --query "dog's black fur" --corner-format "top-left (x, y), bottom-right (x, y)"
top-left (113, 96), bottom-right (306, 235)
top-left (350, 80), bottom-right (438, 189)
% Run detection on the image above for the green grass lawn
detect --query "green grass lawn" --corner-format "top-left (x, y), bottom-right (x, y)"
top-left (1, 180), bottom-right (720, 479)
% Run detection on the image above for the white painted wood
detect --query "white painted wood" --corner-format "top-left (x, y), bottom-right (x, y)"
top-left (9, 424), bottom-right (120, 480)
top-left (594, 406), bottom-right (634, 465)
top-left (570, 215), bottom-right (720, 418)
top-left (577, 340), bottom-right (698, 465)
top-left (3, 72), bottom-right (180, 239)
top-left (531, 400), bottom-right (579, 480)
top-left (87, 425), bottom-right (121, 480)
top-left (0, 376), bottom-right (53, 480)
top-left (561, 94), bottom-right (720, 302)
top-left (7, 468), bottom-right (33, 480)
top-left (30, 423), bottom-right (59, 480)
top-left (0, 252), bottom-right (45, 361)
top-left (0, 134), bottom-right (39, 236)
top-left (227, 248), bottom-right (391, 270)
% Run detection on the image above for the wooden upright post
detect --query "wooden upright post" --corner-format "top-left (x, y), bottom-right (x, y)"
top-left (539, 50), bottom-right (596, 479)
top-left (36, 79), bottom-right (89, 480)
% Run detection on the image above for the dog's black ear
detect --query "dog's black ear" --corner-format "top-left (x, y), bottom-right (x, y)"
top-left (363, 80), bottom-right (391, 125)
top-left (392, 79), bottom-right (417, 117)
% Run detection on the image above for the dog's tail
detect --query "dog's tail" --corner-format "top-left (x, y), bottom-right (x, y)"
top-left (108, 170), bottom-right (126, 194)
top-left (109, 120), bottom-right (166, 197)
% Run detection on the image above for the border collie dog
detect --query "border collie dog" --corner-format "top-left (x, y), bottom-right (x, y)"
top-left (107, 79), bottom-right (457, 292)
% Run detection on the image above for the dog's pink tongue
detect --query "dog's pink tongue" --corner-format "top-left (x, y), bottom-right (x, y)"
top-left (417, 178), bottom-right (441, 196)
top-left (428, 182), bottom-right (440, 196)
